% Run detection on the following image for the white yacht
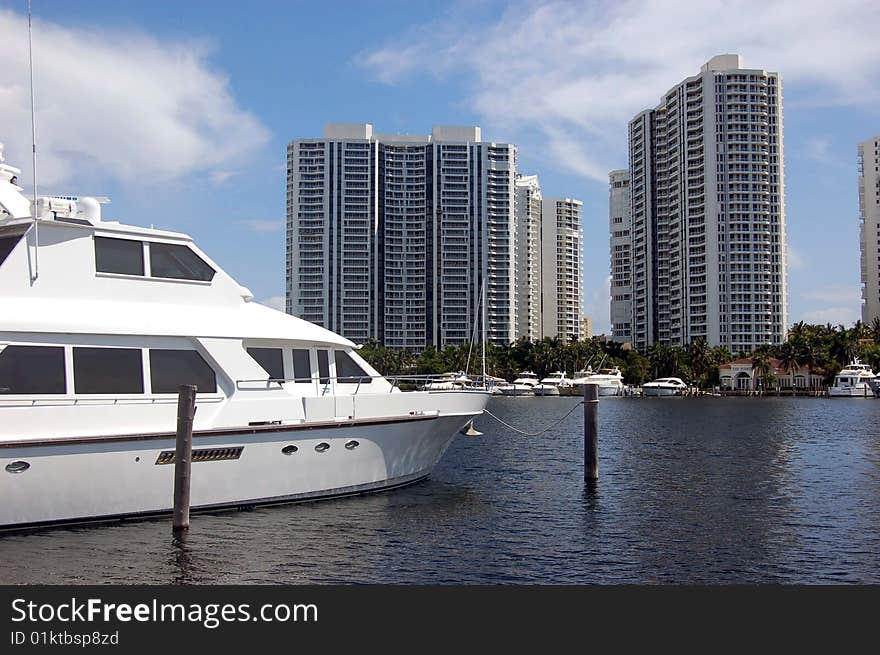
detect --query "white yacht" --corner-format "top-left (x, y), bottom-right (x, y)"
top-left (533, 371), bottom-right (567, 397)
top-left (423, 371), bottom-right (472, 391)
top-left (642, 377), bottom-right (689, 397)
top-left (499, 371), bottom-right (540, 396)
top-left (560, 368), bottom-right (592, 396)
top-left (574, 367), bottom-right (624, 397)
top-left (0, 144), bottom-right (489, 530)
top-left (828, 360), bottom-right (877, 398)
top-left (484, 375), bottom-right (509, 395)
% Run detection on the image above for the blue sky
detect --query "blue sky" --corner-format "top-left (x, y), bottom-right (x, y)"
top-left (2, 0), bottom-right (879, 334)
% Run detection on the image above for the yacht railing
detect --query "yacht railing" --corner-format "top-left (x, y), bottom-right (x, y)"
top-left (235, 373), bottom-right (500, 396)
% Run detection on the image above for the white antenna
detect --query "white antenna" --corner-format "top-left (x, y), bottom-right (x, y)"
top-left (27, 0), bottom-right (39, 280)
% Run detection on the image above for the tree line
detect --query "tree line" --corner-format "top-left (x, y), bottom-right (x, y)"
top-left (357, 318), bottom-right (880, 389)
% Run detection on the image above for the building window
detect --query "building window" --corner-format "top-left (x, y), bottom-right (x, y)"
top-left (149, 349), bottom-right (217, 394)
top-left (247, 347), bottom-right (284, 380)
top-left (73, 347), bottom-right (144, 394)
top-left (149, 243), bottom-right (215, 281)
top-left (0, 345), bottom-right (66, 394)
top-left (95, 237), bottom-right (144, 276)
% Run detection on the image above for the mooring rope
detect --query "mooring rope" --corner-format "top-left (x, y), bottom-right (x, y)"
top-left (481, 401), bottom-right (584, 437)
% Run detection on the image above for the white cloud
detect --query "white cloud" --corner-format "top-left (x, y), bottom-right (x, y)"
top-left (798, 284), bottom-right (862, 325)
top-left (805, 138), bottom-right (831, 162)
top-left (358, 0), bottom-right (880, 182)
top-left (260, 296), bottom-right (286, 312)
top-left (237, 219), bottom-right (282, 234)
top-left (787, 244), bottom-right (805, 271)
top-left (210, 170), bottom-right (239, 185)
top-left (0, 9), bottom-right (269, 188)
top-left (800, 285), bottom-right (862, 305)
top-left (799, 306), bottom-right (861, 326)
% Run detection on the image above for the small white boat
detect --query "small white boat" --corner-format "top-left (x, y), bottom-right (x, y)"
top-left (642, 377), bottom-right (688, 397)
top-left (499, 371), bottom-right (540, 396)
top-left (828, 360), bottom-right (877, 397)
top-left (533, 371), bottom-right (567, 397)
top-left (423, 371), bottom-right (473, 391)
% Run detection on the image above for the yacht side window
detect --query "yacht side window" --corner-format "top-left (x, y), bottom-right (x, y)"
top-left (95, 237), bottom-right (145, 276)
top-left (149, 349), bottom-right (217, 394)
top-left (0, 345), bottom-right (66, 394)
top-left (73, 347), bottom-right (144, 394)
top-left (246, 347), bottom-right (284, 380)
top-left (149, 243), bottom-right (215, 282)
top-left (334, 351), bottom-right (371, 384)
top-left (292, 349), bottom-right (311, 383)
top-left (316, 350), bottom-right (331, 385)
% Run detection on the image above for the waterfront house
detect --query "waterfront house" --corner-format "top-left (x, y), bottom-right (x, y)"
top-left (718, 358), bottom-right (824, 391)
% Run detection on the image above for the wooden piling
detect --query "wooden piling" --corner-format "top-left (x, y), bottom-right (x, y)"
top-left (173, 384), bottom-right (197, 535)
top-left (583, 383), bottom-right (599, 480)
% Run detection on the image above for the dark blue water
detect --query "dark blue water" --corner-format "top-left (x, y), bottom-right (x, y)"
top-left (2, 397), bottom-right (879, 584)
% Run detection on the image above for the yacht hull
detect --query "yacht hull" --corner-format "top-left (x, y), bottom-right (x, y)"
top-left (533, 385), bottom-right (560, 397)
top-left (642, 387), bottom-right (681, 397)
top-left (597, 385), bottom-right (622, 397)
top-left (572, 382), bottom-right (623, 397)
top-left (0, 403), bottom-right (485, 530)
top-left (498, 386), bottom-right (535, 397)
top-left (828, 385), bottom-right (874, 398)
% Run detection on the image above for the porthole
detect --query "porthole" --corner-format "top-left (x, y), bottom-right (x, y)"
top-left (345, 440), bottom-right (359, 450)
top-left (5, 460), bottom-right (30, 474)
top-left (282, 445), bottom-right (298, 455)
top-left (314, 442), bottom-right (330, 453)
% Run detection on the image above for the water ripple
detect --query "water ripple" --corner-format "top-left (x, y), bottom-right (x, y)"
top-left (1, 397), bottom-right (879, 584)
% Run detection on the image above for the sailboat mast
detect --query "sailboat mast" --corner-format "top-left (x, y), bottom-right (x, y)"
top-left (481, 277), bottom-right (487, 386)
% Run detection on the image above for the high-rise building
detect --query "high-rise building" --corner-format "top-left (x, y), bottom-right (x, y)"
top-left (541, 197), bottom-right (583, 341)
top-left (609, 170), bottom-right (632, 344)
top-left (859, 136), bottom-right (880, 324)
top-left (286, 124), bottom-right (517, 349)
top-left (379, 136), bottom-right (430, 349)
top-left (627, 54), bottom-right (787, 352)
top-left (286, 124), bottom-right (379, 344)
top-left (515, 174), bottom-right (543, 341)
top-left (581, 315), bottom-right (593, 339)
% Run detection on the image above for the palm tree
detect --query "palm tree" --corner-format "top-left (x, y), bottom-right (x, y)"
top-left (686, 338), bottom-right (712, 388)
top-left (795, 340), bottom-right (817, 370)
top-left (787, 321), bottom-right (808, 344)
top-left (416, 346), bottom-right (445, 374)
top-left (646, 343), bottom-right (669, 379)
top-left (440, 344), bottom-right (468, 374)
top-left (830, 325), bottom-right (858, 369)
top-left (777, 342), bottom-right (800, 390)
top-left (751, 347), bottom-right (774, 391)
